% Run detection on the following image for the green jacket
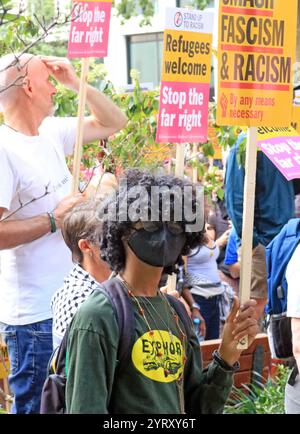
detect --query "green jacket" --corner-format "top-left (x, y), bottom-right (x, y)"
top-left (66, 290), bottom-right (233, 414)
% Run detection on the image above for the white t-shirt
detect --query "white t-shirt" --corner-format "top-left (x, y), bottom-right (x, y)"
top-left (0, 117), bottom-right (77, 325)
top-left (286, 243), bottom-right (300, 318)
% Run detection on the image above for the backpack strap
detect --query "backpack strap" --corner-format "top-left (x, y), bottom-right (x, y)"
top-left (100, 279), bottom-right (193, 360)
top-left (166, 294), bottom-right (193, 342)
top-left (288, 359), bottom-right (299, 387)
top-left (99, 277), bottom-right (135, 367)
top-left (50, 323), bottom-right (71, 376)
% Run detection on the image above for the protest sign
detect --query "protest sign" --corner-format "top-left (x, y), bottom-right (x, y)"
top-left (257, 126), bottom-right (300, 180)
top-left (156, 7), bottom-right (214, 143)
top-left (217, 0), bottom-right (297, 126)
top-left (217, 0), bottom-right (297, 350)
top-left (67, 0), bottom-right (112, 193)
top-left (68, 0), bottom-right (112, 58)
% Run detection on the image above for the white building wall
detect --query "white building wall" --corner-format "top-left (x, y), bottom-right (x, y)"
top-left (105, 1), bottom-right (217, 90)
top-left (104, 0), bottom-right (177, 89)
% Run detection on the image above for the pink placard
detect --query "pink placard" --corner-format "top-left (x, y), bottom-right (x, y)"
top-left (68, 1), bottom-right (112, 58)
top-left (258, 136), bottom-right (300, 181)
top-left (156, 81), bottom-right (210, 144)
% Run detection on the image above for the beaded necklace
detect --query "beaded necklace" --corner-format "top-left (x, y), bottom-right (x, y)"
top-left (118, 275), bottom-right (186, 341)
top-left (117, 275), bottom-right (187, 413)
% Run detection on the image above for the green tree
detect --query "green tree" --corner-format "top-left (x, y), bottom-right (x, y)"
top-left (53, 60), bottom-right (230, 199)
top-left (0, 1), bottom-right (71, 58)
top-left (0, 0), bottom-right (231, 197)
top-left (27, 0), bottom-right (56, 23)
top-left (54, 63), bottom-right (172, 181)
top-left (114, 0), bottom-right (213, 26)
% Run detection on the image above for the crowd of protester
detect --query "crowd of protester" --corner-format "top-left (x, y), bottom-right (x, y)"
top-left (0, 53), bottom-right (299, 415)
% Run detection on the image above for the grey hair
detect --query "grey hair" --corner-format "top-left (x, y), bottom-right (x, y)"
top-left (61, 199), bottom-right (104, 264)
top-left (0, 53), bottom-right (34, 108)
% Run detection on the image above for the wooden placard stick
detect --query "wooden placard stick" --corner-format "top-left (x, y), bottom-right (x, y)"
top-left (192, 143), bottom-right (198, 183)
top-left (167, 143), bottom-right (185, 293)
top-left (3, 377), bottom-right (12, 413)
top-left (237, 126), bottom-right (258, 350)
top-left (71, 57), bottom-right (90, 194)
top-left (175, 143), bottom-right (185, 178)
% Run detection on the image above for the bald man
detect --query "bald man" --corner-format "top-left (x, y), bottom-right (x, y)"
top-left (0, 53), bottom-right (127, 413)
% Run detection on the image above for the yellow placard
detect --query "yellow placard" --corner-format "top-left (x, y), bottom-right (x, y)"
top-left (217, 0), bottom-right (297, 126)
top-left (292, 105), bottom-right (300, 133)
top-left (213, 142), bottom-right (223, 160)
top-left (161, 30), bottom-right (212, 84)
top-left (257, 125), bottom-right (299, 140)
top-left (0, 344), bottom-right (10, 380)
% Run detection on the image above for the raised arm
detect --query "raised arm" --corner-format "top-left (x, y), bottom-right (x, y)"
top-left (41, 57), bottom-right (127, 143)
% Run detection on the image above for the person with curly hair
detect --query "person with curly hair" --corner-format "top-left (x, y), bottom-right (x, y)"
top-left (65, 169), bottom-right (258, 414)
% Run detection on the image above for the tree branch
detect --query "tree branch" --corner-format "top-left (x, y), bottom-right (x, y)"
top-left (0, 183), bottom-right (51, 222)
top-left (0, 1), bottom-right (76, 94)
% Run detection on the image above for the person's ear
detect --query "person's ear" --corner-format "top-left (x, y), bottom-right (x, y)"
top-left (78, 239), bottom-right (93, 256)
top-left (22, 77), bottom-right (33, 98)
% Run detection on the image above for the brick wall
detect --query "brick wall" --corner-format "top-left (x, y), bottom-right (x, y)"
top-left (200, 333), bottom-right (272, 388)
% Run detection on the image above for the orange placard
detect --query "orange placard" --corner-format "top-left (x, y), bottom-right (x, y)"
top-left (217, 0), bottom-right (297, 126)
top-left (292, 105), bottom-right (300, 133)
top-left (161, 30), bottom-right (212, 84)
top-left (156, 7), bottom-right (214, 144)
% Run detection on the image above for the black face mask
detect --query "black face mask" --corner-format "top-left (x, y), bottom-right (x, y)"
top-left (128, 224), bottom-right (186, 267)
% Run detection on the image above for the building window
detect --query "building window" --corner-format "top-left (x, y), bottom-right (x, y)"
top-left (127, 33), bottom-right (163, 87)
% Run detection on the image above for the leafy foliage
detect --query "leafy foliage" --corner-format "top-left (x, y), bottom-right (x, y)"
top-left (0, 0), bottom-right (239, 198)
top-left (27, 0), bottom-right (56, 24)
top-left (54, 65), bottom-right (173, 182)
top-left (0, 0), bottom-right (70, 59)
top-left (0, 1), bottom-right (27, 54)
top-left (54, 61), bottom-right (236, 200)
top-left (114, 0), bottom-right (155, 26)
top-left (224, 364), bottom-right (291, 414)
top-left (114, 0), bottom-right (213, 26)
top-left (53, 60), bottom-right (242, 196)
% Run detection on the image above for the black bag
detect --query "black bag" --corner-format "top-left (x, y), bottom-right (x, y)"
top-left (40, 343), bottom-right (68, 414)
top-left (268, 313), bottom-right (293, 360)
top-left (40, 277), bottom-right (192, 414)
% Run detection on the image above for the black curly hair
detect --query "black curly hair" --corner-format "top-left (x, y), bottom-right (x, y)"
top-left (99, 169), bottom-right (205, 273)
